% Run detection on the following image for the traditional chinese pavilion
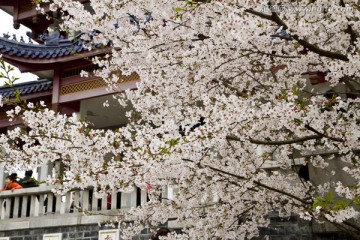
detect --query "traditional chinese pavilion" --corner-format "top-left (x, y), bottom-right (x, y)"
top-left (0, 1), bottom-right (146, 239)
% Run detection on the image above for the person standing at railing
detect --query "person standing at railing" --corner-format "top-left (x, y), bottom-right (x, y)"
top-left (19, 170), bottom-right (39, 188)
top-left (1, 174), bottom-right (23, 191)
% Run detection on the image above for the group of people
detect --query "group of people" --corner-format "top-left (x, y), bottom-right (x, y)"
top-left (0, 170), bottom-right (39, 218)
top-left (1, 170), bottom-right (39, 192)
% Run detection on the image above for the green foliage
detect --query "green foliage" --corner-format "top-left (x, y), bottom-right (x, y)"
top-left (313, 192), bottom-right (335, 209)
top-left (0, 57), bottom-right (29, 109)
top-left (312, 192), bottom-right (356, 212)
top-left (174, 0), bottom-right (211, 19)
top-left (292, 85), bottom-right (299, 97)
top-left (31, 0), bottom-right (45, 5)
top-left (353, 196), bottom-right (360, 206)
top-left (0, 58), bottom-right (19, 87)
top-left (167, 138), bottom-right (180, 147)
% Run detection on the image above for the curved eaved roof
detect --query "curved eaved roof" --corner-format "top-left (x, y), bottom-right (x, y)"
top-left (0, 79), bottom-right (52, 98)
top-left (0, 32), bottom-right (102, 60)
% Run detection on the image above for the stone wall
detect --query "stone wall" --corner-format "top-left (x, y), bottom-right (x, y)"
top-left (0, 219), bottom-right (355, 240)
top-left (0, 225), bottom-right (101, 240)
top-left (257, 215), bottom-right (313, 240)
top-left (0, 225), bottom-right (156, 240)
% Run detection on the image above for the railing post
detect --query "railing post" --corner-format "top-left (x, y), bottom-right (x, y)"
top-left (101, 195), bottom-right (108, 210)
top-left (140, 189), bottom-right (147, 205)
top-left (29, 195), bottom-right (37, 217)
top-left (55, 195), bottom-right (62, 214)
top-left (64, 192), bottom-right (71, 213)
top-left (38, 194), bottom-right (45, 216)
top-left (73, 191), bottom-right (80, 213)
top-left (4, 198), bottom-right (11, 219)
top-left (82, 190), bottom-right (89, 212)
top-left (111, 190), bottom-right (117, 210)
top-left (21, 196), bottom-right (28, 217)
top-left (121, 190), bottom-right (137, 209)
top-left (91, 191), bottom-right (98, 211)
top-left (162, 186), bottom-right (168, 204)
top-left (46, 193), bottom-right (54, 214)
top-left (13, 196), bottom-right (20, 218)
top-left (0, 199), bottom-right (4, 219)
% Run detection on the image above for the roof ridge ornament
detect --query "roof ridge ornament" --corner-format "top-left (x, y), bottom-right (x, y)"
top-left (39, 30), bottom-right (66, 46)
top-left (2, 33), bottom-right (10, 39)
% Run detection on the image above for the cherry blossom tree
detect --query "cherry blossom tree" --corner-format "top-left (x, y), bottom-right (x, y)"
top-left (1, 0), bottom-right (360, 239)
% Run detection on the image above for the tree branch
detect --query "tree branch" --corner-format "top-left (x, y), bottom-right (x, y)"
top-left (304, 124), bottom-right (344, 142)
top-left (245, 9), bottom-right (349, 61)
top-left (226, 135), bottom-right (322, 145)
top-left (182, 158), bottom-right (311, 205)
top-left (292, 35), bottom-right (349, 61)
top-left (244, 9), bottom-right (273, 21)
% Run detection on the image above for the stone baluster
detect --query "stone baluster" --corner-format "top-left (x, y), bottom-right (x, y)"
top-left (64, 192), bottom-right (72, 213)
top-left (82, 190), bottom-right (90, 212)
top-left (110, 190), bottom-right (118, 210)
top-left (55, 195), bottom-right (62, 214)
top-left (120, 190), bottom-right (137, 209)
top-left (91, 191), bottom-right (98, 211)
top-left (13, 196), bottom-right (20, 218)
top-left (140, 189), bottom-right (148, 205)
top-left (46, 192), bottom-right (54, 214)
top-left (4, 198), bottom-right (11, 219)
top-left (29, 195), bottom-right (37, 217)
top-left (21, 195), bottom-right (28, 217)
top-left (73, 191), bottom-right (80, 213)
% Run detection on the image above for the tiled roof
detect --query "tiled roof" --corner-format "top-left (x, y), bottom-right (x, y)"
top-left (0, 79), bottom-right (52, 98)
top-left (0, 32), bottom-right (102, 59)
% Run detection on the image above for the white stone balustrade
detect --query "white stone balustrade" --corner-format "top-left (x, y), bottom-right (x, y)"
top-left (0, 186), bottom-right (149, 231)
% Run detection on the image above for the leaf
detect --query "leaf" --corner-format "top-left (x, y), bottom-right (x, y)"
top-left (325, 192), bottom-right (334, 202)
top-left (353, 196), bottom-right (360, 206)
top-left (332, 199), bottom-right (348, 211)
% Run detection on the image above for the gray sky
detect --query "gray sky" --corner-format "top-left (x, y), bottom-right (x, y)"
top-left (0, 10), bottom-right (37, 85)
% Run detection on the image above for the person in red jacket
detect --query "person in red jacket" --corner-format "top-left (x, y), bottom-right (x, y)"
top-left (1, 175), bottom-right (23, 192)
top-left (1, 174), bottom-right (23, 218)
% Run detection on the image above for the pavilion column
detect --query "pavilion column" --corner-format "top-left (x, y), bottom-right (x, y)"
top-left (38, 162), bottom-right (53, 185)
top-left (52, 64), bottom-right (61, 112)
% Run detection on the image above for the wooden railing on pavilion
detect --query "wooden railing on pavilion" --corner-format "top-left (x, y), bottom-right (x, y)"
top-left (0, 186), bottom-right (146, 220)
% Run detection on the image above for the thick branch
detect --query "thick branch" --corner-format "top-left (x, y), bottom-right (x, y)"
top-left (292, 35), bottom-right (349, 61)
top-left (226, 135), bottom-right (322, 145)
top-left (245, 9), bottom-right (349, 61)
top-left (244, 9), bottom-right (273, 21)
top-left (343, 220), bottom-right (360, 233)
top-left (304, 125), bottom-right (344, 142)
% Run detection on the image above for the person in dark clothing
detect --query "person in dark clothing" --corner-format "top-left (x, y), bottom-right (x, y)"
top-left (151, 228), bottom-right (170, 240)
top-left (19, 170), bottom-right (39, 188)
